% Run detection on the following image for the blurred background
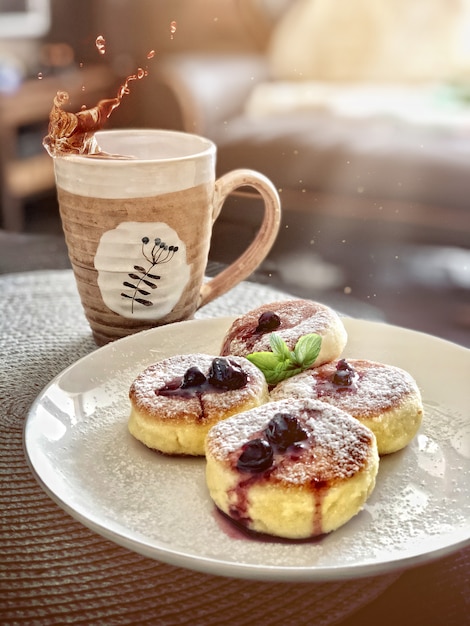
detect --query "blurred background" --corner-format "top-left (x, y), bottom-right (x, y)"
top-left (0, 0), bottom-right (469, 347)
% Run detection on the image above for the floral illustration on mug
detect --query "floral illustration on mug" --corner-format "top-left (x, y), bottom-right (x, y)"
top-left (121, 236), bottom-right (179, 312)
top-left (95, 221), bottom-right (190, 321)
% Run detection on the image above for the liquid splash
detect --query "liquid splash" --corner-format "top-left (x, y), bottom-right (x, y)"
top-left (43, 62), bottom-right (151, 157)
top-left (170, 21), bottom-right (177, 39)
top-left (43, 89), bottom-right (120, 156)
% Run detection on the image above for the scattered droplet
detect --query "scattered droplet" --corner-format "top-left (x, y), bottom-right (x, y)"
top-left (37, 72), bottom-right (43, 80)
top-left (170, 21), bottom-right (177, 39)
top-left (95, 35), bottom-right (106, 55)
top-left (147, 50), bottom-right (155, 59)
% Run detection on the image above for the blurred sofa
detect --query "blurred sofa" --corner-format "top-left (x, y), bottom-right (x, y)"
top-left (139, 0), bottom-right (470, 246)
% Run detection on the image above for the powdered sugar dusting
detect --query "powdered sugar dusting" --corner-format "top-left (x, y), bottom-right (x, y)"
top-left (206, 398), bottom-right (376, 484)
top-left (271, 359), bottom-right (421, 418)
top-left (130, 353), bottom-right (267, 422)
top-left (221, 300), bottom-right (344, 355)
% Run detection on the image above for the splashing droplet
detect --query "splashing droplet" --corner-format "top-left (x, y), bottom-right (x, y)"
top-left (147, 50), bottom-right (155, 59)
top-left (95, 35), bottom-right (106, 55)
top-left (170, 21), bottom-right (177, 39)
top-left (37, 72), bottom-right (43, 80)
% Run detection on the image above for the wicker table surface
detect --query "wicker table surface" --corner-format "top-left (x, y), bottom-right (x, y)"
top-left (1, 269), bottom-right (467, 626)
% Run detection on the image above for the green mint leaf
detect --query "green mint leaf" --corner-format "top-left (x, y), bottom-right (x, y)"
top-left (269, 364), bottom-right (303, 385)
top-left (293, 333), bottom-right (322, 368)
top-left (269, 333), bottom-right (292, 360)
top-left (246, 351), bottom-right (280, 371)
top-left (247, 332), bottom-right (323, 385)
top-left (246, 351), bottom-right (288, 385)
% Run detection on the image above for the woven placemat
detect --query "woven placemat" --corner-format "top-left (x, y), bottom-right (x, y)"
top-left (0, 270), bottom-right (400, 625)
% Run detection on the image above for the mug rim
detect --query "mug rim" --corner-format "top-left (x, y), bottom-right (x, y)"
top-left (56, 128), bottom-right (216, 164)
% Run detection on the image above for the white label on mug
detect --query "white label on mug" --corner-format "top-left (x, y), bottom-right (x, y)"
top-left (94, 222), bottom-right (190, 320)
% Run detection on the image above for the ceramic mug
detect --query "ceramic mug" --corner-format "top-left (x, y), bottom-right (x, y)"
top-left (53, 129), bottom-right (281, 345)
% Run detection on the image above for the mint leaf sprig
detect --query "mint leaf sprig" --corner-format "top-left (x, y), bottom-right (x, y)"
top-left (246, 333), bottom-right (322, 386)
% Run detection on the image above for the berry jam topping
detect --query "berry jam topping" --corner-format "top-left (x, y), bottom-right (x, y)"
top-left (255, 311), bottom-right (281, 333)
top-left (208, 357), bottom-right (247, 391)
top-left (265, 412), bottom-right (308, 451)
top-left (158, 358), bottom-right (247, 397)
top-left (237, 438), bottom-right (273, 473)
top-left (180, 366), bottom-right (206, 389)
top-left (332, 359), bottom-right (356, 386)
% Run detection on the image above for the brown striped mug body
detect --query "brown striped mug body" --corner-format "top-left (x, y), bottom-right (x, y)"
top-left (53, 129), bottom-right (281, 345)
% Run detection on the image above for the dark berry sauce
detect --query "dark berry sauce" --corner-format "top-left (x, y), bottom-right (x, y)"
top-left (237, 439), bottom-right (273, 472)
top-left (181, 366), bottom-right (206, 389)
top-left (208, 357), bottom-right (247, 390)
top-left (312, 361), bottom-right (359, 399)
top-left (235, 413), bottom-right (308, 473)
top-left (221, 308), bottom-right (286, 354)
top-left (265, 412), bottom-right (308, 452)
top-left (157, 357), bottom-right (247, 398)
top-left (332, 359), bottom-right (356, 387)
top-left (255, 310), bottom-right (281, 333)
top-left (226, 410), bottom-right (336, 537)
top-left (157, 376), bottom-right (199, 399)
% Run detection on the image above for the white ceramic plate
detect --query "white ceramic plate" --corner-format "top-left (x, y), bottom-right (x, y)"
top-left (24, 317), bottom-right (470, 582)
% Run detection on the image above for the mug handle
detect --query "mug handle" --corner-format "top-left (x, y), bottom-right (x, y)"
top-left (198, 169), bottom-right (281, 308)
